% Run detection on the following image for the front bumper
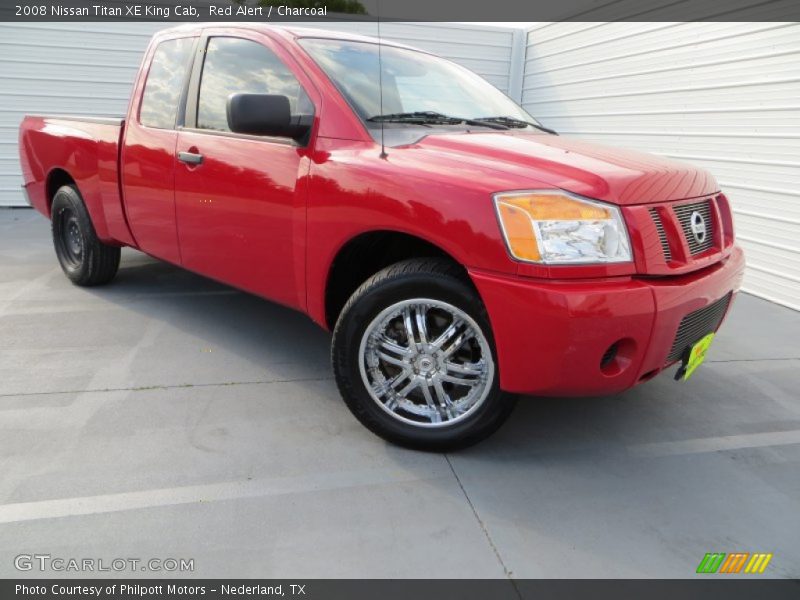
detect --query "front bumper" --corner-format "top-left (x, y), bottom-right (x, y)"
top-left (470, 245), bottom-right (745, 396)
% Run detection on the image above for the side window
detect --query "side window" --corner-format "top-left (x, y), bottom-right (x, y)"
top-left (197, 37), bottom-right (313, 133)
top-left (139, 38), bottom-right (194, 129)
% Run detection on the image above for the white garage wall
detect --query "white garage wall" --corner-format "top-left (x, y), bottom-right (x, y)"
top-left (3, 20), bottom-right (798, 311)
top-left (0, 22), bottom-right (169, 208)
top-left (0, 21), bottom-right (520, 208)
top-left (522, 22), bottom-right (800, 310)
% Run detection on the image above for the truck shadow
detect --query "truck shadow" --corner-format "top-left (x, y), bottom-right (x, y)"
top-left (81, 249), bottom-right (787, 469)
top-left (66, 250), bottom-right (800, 578)
top-left (86, 248), bottom-right (333, 375)
top-left (82, 248), bottom-right (700, 457)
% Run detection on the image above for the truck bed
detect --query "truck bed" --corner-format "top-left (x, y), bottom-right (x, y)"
top-left (26, 115), bottom-right (124, 126)
top-left (18, 114), bottom-right (134, 246)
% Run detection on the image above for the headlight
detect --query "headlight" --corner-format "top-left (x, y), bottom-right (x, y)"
top-left (493, 190), bottom-right (632, 264)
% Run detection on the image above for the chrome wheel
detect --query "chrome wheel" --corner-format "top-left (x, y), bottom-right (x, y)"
top-left (358, 298), bottom-right (494, 428)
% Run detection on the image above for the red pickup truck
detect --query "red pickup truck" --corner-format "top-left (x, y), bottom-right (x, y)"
top-left (19, 24), bottom-right (744, 449)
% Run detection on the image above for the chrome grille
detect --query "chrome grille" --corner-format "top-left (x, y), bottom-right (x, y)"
top-left (667, 293), bottom-right (732, 362)
top-left (649, 208), bottom-right (672, 261)
top-left (674, 200), bottom-right (714, 255)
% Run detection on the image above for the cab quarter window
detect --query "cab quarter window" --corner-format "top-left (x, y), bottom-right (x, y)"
top-left (197, 37), bottom-right (312, 133)
top-left (139, 38), bottom-right (194, 129)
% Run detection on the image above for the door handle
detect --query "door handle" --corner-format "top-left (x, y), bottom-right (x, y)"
top-left (177, 151), bottom-right (204, 165)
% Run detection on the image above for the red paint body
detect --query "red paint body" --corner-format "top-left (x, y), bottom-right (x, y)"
top-left (18, 25), bottom-right (745, 395)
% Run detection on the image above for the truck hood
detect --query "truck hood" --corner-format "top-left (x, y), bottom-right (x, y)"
top-left (414, 132), bottom-right (718, 205)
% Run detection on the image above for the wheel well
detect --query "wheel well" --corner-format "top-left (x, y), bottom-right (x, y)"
top-left (325, 231), bottom-right (469, 329)
top-left (46, 169), bottom-right (76, 214)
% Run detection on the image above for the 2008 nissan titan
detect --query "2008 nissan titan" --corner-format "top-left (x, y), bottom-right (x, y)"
top-left (19, 25), bottom-right (745, 449)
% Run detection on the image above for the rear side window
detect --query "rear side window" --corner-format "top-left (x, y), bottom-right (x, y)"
top-left (197, 37), bottom-right (312, 133)
top-left (139, 38), bottom-right (194, 129)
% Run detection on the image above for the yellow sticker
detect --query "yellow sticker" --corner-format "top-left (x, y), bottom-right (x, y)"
top-left (683, 333), bottom-right (715, 380)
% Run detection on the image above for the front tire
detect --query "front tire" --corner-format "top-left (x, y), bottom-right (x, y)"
top-left (332, 258), bottom-right (515, 451)
top-left (51, 185), bottom-right (120, 286)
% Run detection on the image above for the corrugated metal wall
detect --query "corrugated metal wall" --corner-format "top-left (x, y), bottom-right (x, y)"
top-left (3, 20), bottom-right (798, 310)
top-left (523, 22), bottom-right (800, 310)
top-left (0, 21), bottom-right (519, 208)
top-left (0, 22), bottom-right (165, 207)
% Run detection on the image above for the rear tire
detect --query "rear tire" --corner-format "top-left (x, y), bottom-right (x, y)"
top-left (332, 258), bottom-right (516, 451)
top-left (51, 184), bottom-right (120, 286)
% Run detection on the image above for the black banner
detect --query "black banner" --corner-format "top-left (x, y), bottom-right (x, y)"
top-left (2, 0), bottom-right (800, 22)
top-left (3, 579), bottom-right (800, 600)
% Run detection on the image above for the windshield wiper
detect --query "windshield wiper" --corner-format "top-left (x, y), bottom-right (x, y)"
top-left (474, 116), bottom-right (557, 135)
top-left (367, 111), bottom-right (508, 130)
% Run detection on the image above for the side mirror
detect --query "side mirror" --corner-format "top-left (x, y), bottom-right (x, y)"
top-left (226, 93), bottom-right (296, 137)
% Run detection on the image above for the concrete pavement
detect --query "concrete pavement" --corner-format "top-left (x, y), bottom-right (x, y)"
top-left (1, 208), bottom-right (798, 579)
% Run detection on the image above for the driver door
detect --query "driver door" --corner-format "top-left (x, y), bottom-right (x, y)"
top-left (173, 33), bottom-right (316, 309)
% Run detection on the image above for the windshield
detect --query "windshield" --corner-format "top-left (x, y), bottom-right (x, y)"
top-left (299, 38), bottom-right (540, 129)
